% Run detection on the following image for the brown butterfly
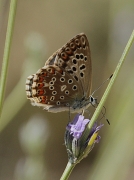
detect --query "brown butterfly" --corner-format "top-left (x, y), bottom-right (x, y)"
top-left (26, 33), bottom-right (95, 113)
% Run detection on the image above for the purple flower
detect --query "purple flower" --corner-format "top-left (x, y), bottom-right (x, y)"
top-left (64, 114), bottom-right (103, 164)
top-left (66, 114), bottom-right (89, 139)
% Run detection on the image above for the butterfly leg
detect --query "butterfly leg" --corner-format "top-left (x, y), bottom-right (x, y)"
top-left (82, 109), bottom-right (85, 116)
top-left (68, 106), bottom-right (71, 122)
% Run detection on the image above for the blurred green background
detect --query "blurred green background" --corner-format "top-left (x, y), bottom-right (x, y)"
top-left (0, 0), bottom-right (134, 180)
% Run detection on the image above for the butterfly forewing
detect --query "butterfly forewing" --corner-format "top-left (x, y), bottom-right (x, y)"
top-left (26, 33), bottom-right (92, 112)
top-left (54, 33), bottom-right (92, 98)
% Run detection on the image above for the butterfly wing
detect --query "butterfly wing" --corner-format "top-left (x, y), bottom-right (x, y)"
top-left (54, 33), bottom-right (92, 98)
top-left (26, 33), bottom-right (92, 112)
top-left (26, 65), bottom-right (83, 112)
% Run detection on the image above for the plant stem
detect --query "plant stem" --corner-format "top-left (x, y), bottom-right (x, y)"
top-left (61, 29), bottom-right (134, 179)
top-left (60, 162), bottom-right (75, 180)
top-left (81, 29), bottom-right (134, 147)
top-left (0, 0), bottom-right (18, 118)
top-left (88, 29), bottom-right (134, 131)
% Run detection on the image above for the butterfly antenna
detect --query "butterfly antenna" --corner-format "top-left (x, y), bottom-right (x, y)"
top-left (100, 106), bottom-right (110, 125)
top-left (106, 118), bottom-right (110, 125)
top-left (92, 74), bottom-right (113, 96)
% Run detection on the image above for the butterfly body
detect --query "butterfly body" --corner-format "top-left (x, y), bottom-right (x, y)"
top-left (26, 33), bottom-right (92, 113)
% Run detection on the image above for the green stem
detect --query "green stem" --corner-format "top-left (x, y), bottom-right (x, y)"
top-left (86, 29), bottom-right (134, 139)
top-left (61, 30), bottom-right (134, 179)
top-left (0, 0), bottom-right (18, 118)
top-left (60, 162), bottom-right (75, 180)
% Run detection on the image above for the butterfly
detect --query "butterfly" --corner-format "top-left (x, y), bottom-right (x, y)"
top-left (26, 33), bottom-right (95, 113)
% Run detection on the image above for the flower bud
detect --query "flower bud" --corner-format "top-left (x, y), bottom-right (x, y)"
top-left (64, 114), bottom-right (103, 164)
